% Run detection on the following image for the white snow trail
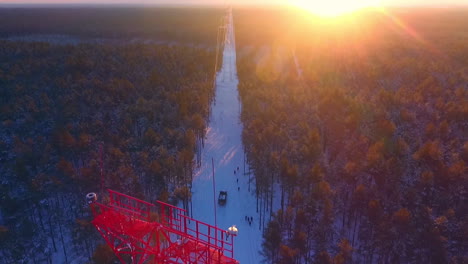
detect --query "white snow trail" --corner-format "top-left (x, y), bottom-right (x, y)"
top-left (189, 9), bottom-right (263, 264)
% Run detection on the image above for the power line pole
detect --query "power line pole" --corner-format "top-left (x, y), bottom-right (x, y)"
top-left (212, 157), bottom-right (217, 228)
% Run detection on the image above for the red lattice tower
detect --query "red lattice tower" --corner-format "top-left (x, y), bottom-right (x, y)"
top-left (87, 190), bottom-right (238, 264)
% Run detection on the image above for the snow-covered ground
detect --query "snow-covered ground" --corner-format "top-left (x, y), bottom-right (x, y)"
top-left (188, 9), bottom-right (263, 264)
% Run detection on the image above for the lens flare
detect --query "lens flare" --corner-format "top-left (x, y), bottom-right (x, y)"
top-left (290, 0), bottom-right (381, 17)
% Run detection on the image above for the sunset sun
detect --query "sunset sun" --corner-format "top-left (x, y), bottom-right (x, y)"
top-left (290, 0), bottom-right (380, 17)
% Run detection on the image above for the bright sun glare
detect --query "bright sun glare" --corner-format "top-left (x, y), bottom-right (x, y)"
top-left (290, 0), bottom-right (380, 17)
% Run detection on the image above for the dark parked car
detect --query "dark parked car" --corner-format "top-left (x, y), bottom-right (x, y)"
top-left (218, 191), bottom-right (227, 205)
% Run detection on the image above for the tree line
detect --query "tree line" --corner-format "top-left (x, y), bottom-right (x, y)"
top-left (235, 8), bottom-right (468, 264)
top-left (0, 8), bottom-right (222, 46)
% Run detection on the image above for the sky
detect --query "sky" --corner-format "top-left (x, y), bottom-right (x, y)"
top-left (0, 0), bottom-right (467, 7)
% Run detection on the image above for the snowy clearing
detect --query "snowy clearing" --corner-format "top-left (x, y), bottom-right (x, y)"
top-left (188, 10), bottom-right (263, 264)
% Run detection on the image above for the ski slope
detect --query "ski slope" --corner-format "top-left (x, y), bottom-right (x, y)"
top-left (189, 10), bottom-right (263, 264)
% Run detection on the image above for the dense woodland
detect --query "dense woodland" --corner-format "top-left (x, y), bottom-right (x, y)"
top-left (0, 8), bottom-right (220, 263)
top-left (0, 8), bottom-right (220, 46)
top-left (235, 8), bottom-right (468, 264)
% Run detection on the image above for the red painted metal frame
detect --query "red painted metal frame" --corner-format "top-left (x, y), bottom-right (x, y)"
top-left (89, 189), bottom-right (238, 264)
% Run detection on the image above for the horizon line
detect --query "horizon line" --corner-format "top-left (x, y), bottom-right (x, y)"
top-left (1, 2), bottom-right (468, 8)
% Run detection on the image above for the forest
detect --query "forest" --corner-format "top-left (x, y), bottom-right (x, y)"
top-left (1, 5), bottom-right (467, 264)
top-left (0, 8), bottom-right (221, 263)
top-left (234, 7), bottom-right (468, 264)
top-left (0, 7), bottom-right (220, 45)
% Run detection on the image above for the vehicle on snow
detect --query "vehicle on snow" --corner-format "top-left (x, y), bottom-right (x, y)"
top-left (218, 191), bottom-right (227, 205)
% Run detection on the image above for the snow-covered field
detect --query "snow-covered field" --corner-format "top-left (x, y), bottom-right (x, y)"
top-left (188, 10), bottom-right (263, 264)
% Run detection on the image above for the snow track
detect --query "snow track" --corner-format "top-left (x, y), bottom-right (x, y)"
top-left (189, 9), bottom-right (263, 264)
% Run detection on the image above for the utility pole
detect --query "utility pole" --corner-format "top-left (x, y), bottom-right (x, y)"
top-left (212, 157), bottom-right (217, 228)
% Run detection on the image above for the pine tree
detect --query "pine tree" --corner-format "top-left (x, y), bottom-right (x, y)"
top-left (261, 218), bottom-right (282, 264)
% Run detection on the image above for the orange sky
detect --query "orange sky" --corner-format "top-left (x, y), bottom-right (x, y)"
top-left (0, 0), bottom-right (467, 6)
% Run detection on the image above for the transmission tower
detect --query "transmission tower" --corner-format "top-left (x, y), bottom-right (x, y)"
top-left (87, 190), bottom-right (239, 264)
